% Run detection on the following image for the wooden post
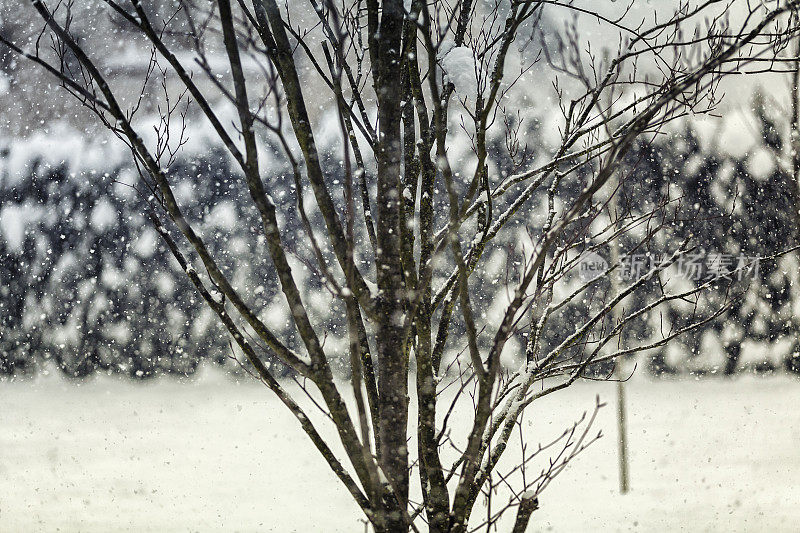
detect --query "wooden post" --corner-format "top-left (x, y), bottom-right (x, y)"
top-left (609, 178), bottom-right (630, 494)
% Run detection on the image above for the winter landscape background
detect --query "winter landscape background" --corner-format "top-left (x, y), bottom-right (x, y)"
top-left (1, 0), bottom-right (800, 531)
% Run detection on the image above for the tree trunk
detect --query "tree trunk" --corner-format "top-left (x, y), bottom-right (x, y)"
top-left (374, 1), bottom-right (410, 529)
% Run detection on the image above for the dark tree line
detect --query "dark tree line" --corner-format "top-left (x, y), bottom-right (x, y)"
top-left (614, 110), bottom-right (800, 376)
top-left (3, 108), bottom-right (799, 378)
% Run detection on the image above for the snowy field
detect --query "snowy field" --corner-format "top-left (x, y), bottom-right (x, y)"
top-left (1, 374), bottom-right (799, 532)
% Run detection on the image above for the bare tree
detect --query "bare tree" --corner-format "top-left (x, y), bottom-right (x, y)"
top-left (3, 0), bottom-right (798, 531)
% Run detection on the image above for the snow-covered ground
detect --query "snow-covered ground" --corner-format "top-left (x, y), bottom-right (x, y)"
top-left (1, 374), bottom-right (798, 532)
